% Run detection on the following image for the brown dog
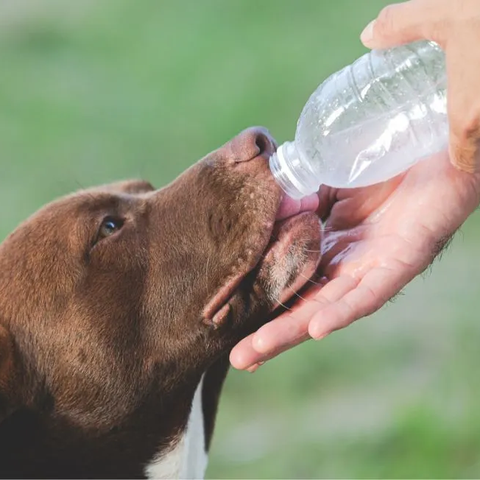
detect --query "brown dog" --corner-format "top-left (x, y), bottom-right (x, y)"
top-left (0, 127), bottom-right (322, 479)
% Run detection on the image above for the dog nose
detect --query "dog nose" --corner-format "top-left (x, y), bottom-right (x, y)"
top-left (229, 127), bottom-right (277, 163)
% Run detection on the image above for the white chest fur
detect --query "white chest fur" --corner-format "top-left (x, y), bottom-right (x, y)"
top-left (145, 375), bottom-right (208, 479)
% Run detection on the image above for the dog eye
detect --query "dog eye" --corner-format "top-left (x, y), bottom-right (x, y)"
top-left (97, 217), bottom-right (124, 241)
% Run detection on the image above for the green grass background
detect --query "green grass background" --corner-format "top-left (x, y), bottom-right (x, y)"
top-left (1, 1), bottom-right (480, 478)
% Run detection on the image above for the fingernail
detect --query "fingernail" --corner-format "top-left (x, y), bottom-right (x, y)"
top-left (246, 362), bottom-right (265, 373)
top-left (449, 144), bottom-right (478, 174)
top-left (361, 20), bottom-right (376, 45)
top-left (310, 325), bottom-right (329, 341)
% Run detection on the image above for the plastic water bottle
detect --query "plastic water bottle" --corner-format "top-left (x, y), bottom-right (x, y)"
top-left (270, 41), bottom-right (447, 198)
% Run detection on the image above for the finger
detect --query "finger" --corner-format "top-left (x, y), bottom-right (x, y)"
top-left (229, 290), bottom-right (322, 369)
top-left (230, 332), bottom-right (303, 370)
top-left (229, 334), bottom-right (259, 370)
top-left (251, 276), bottom-right (359, 353)
top-left (308, 266), bottom-right (410, 339)
top-left (361, 1), bottom-right (450, 49)
top-left (248, 337), bottom-right (310, 369)
top-left (229, 276), bottom-right (358, 370)
top-left (446, 37), bottom-right (480, 173)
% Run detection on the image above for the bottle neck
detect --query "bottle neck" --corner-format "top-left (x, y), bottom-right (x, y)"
top-left (269, 142), bottom-right (319, 199)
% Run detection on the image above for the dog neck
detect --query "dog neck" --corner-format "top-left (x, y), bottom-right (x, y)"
top-left (0, 357), bottom-right (230, 479)
top-left (145, 374), bottom-right (207, 479)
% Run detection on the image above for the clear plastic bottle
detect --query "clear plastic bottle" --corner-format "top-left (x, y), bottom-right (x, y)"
top-left (270, 41), bottom-right (448, 198)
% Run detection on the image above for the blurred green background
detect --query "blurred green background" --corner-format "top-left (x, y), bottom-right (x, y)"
top-left (1, 0), bottom-right (480, 478)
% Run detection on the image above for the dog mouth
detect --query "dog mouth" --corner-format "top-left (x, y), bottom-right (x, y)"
top-left (255, 192), bottom-right (322, 309)
top-left (202, 189), bottom-right (322, 328)
top-left (274, 193), bottom-right (320, 223)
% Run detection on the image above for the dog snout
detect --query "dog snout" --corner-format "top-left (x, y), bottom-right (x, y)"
top-left (228, 127), bottom-right (277, 163)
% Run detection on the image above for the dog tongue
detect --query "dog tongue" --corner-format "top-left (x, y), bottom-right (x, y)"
top-left (275, 193), bottom-right (319, 221)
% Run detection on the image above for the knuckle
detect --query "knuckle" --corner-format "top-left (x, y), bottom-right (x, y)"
top-left (375, 5), bottom-right (397, 37)
top-left (339, 299), bottom-right (356, 327)
top-left (463, 115), bottom-right (480, 140)
top-left (450, 107), bottom-right (480, 142)
top-left (415, 0), bottom-right (452, 44)
top-left (450, 140), bottom-right (479, 173)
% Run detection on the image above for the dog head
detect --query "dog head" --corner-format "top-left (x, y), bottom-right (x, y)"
top-left (0, 127), bottom-right (322, 475)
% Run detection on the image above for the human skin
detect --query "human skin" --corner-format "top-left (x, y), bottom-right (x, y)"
top-left (230, 0), bottom-right (480, 370)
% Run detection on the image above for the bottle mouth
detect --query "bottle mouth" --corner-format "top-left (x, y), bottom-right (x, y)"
top-left (269, 142), bottom-right (317, 199)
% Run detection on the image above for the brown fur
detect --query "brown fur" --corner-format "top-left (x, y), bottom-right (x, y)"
top-left (0, 127), bottom-right (321, 478)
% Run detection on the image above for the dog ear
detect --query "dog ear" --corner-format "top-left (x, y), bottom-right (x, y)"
top-left (0, 324), bottom-right (20, 422)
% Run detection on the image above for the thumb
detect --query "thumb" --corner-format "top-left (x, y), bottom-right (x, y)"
top-left (445, 38), bottom-right (480, 173)
top-left (361, 1), bottom-right (449, 50)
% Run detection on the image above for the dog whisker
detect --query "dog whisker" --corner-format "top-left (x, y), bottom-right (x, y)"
top-left (273, 297), bottom-right (293, 312)
top-left (289, 286), bottom-right (307, 302)
top-left (298, 271), bottom-right (323, 286)
top-left (205, 252), bottom-right (212, 292)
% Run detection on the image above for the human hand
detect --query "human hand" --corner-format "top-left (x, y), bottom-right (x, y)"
top-left (230, 151), bottom-right (480, 370)
top-left (360, 0), bottom-right (480, 173)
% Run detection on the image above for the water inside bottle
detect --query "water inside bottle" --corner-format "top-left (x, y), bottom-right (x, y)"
top-left (302, 93), bottom-right (448, 188)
